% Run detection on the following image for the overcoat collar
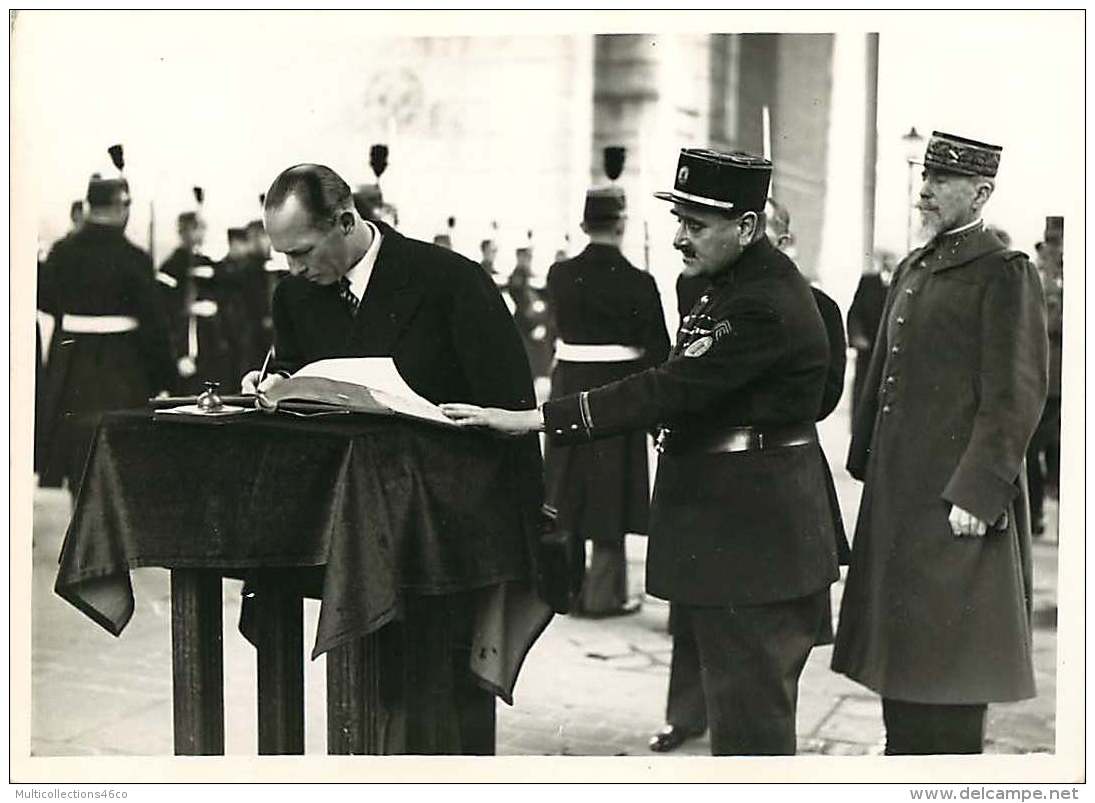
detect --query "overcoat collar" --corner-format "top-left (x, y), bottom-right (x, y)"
top-left (925, 222), bottom-right (1007, 274)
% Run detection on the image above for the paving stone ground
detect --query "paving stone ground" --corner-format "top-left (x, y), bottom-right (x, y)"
top-left (26, 399), bottom-right (1060, 758)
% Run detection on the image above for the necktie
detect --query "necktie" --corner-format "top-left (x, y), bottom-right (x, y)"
top-left (337, 276), bottom-right (358, 316)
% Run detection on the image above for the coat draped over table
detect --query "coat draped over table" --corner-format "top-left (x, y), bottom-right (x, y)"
top-left (832, 225), bottom-right (1048, 704)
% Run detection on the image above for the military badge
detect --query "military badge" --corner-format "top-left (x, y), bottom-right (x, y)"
top-left (712, 320), bottom-right (732, 341)
top-left (684, 335), bottom-right (713, 357)
top-left (677, 165), bottom-right (689, 185)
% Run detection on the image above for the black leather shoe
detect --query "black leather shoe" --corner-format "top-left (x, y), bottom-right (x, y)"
top-left (649, 725), bottom-right (703, 752)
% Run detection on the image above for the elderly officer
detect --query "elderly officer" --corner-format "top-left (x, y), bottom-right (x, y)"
top-left (831, 132), bottom-right (1048, 754)
top-left (544, 185), bottom-right (671, 617)
top-left (443, 148), bottom-right (842, 756)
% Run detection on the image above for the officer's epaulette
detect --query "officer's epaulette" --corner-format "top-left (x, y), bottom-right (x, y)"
top-left (1000, 249), bottom-right (1030, 264)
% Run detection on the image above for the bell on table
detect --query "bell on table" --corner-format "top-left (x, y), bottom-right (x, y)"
top-left (196, 381), bottom-right (224, 412)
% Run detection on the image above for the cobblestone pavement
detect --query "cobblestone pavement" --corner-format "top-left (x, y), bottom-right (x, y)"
top-left (27, 406), bottom-right (1060, 758)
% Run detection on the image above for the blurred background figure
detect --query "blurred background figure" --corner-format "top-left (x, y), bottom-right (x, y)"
top-left (158, 208), bottom-right (213, 387)
top-left (1027, 216), bottom-right (1063, 536)
top-left (217, 226), bottom-right (261, 389)
top-left (246, 218), bottom-right (278, 361)
top-left (37, 166), bottom-right (175, 499)
top-left (66, 200), bottom-right (85, 238)
top-left (846, 249), bottom-right (896, 426)
top-left (479, 237), bottom-right (500, 282)
top-left (544, 184), bottom-right (670, 618)
top-left (353, 183), bottom-right (385, 223)
top-left (505, 243), bottom-right (554, 399)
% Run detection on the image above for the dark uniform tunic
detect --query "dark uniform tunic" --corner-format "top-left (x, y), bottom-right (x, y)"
top-left (37, 223), bottom-right (175, 492)
top-left (544, 243), bottom-right (671, 545)
top-left (832, 223), bottom-right (1047, 705)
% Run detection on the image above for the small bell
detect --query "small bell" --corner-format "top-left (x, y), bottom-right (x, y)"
top-left (196, 381), bottom-right (223, 412)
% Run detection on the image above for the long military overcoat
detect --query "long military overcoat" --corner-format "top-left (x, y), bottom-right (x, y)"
top-left (831, 224), bottom-right (1048, 704)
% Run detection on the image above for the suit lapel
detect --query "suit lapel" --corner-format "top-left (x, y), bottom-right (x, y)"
top-left (346, 224), bottom-right (424, 355)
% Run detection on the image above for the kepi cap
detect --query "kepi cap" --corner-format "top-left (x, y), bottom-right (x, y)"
top-left (583, 185), bottom-right (627, 224)
top-left (924, 131), bottom-right (1002, 178)
top-left (654, 149), bottom-right (771, 214)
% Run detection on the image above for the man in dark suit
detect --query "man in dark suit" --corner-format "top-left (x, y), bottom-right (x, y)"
top-left (37, 175), bottom-right (175, 496)
top-left (832, 132), bottom-right (1047, 754)
top-left (544, 185), bottom-right (671, 617)
top-left (653, 195), bottom-right (848, 752)
top-left (241, 164), bottom-right (541, 754)
top-left (443, 149), bottom-right (842, 756)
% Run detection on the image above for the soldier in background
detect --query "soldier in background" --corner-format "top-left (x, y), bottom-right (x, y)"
top-left (505, 245), bottom-right (554, 394)
top-left (158, 211), bottom-right (214, 388)
top-left (37, 175), bottom-right (175, 496)
top-left (544, 186), bottom-right (671, 617)
top-left (216, 227), bottom-right (261, 388)
top-left (847, 250), bottom-right (896, 425)
top-left (1027, 217), bottom-right (1063, 535)
top-left (65, 200), bottom-right (85, 239)
top-left (479, 238), bottom-right (500, 282)
top-left (246, 218), bottom-right (279, 362)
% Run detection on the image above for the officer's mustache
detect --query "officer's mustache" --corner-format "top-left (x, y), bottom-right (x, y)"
top-left (676, 246), bottom-right (697, 258)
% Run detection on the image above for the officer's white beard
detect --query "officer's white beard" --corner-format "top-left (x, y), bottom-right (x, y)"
top-left (916, 208), bottom-right (945, 242)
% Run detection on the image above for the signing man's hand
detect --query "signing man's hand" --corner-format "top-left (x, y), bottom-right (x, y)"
top-left (440, 403), bottom-right (544, 436)
top-left (240, 370), bottom-right (285, 396)
top-left (949, 504), bottom-right (988, 537)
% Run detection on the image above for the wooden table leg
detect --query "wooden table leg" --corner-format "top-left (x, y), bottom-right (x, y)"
top-left (326, 630), bottom-right (403, 754)
top-left (170, 569), bottom-right (225, 755)
top-left (255, 578), bottom-right (305, 755)
top-left (325, 594), bottom-right (496, 755)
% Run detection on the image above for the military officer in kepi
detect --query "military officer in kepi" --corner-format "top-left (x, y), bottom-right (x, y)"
top-left (831, 132), bottom-right (1048, 754)
top-left (443, 148), bottom-right (843, 756)
top-left (544, 185), bottom-right (671, 617)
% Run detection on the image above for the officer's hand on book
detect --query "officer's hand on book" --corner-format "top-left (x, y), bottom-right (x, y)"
top-left (440, 403), bottom-right (544, 435)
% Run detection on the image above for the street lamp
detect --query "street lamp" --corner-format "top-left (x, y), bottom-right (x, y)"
top-left (902, 126), bottom-right (924, 252)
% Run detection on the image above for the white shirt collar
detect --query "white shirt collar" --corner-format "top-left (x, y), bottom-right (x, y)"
top-left (342, 221), bottom-right (383, 304)
top-left (941, 218), bottom-right (983, 237)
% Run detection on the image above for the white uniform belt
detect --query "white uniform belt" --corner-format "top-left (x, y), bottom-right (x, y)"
top-left (61, 314), bottom-right (139, 334)
top-left (190, 299), bottom-right (219, 318)
top-left (555, 341), bottom-right (645, 362)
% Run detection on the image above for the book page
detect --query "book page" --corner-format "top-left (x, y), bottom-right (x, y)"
top-left (292, 358), bottom-right (453, 426)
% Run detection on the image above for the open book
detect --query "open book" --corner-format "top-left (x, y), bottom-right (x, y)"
top-left (260, 357), bottom-right (455, 427)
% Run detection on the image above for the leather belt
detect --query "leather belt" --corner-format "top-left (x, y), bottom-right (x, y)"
top-left (60, 314), bottom-right (139, 334)
top-left (555, 341), bottom-right (645, 363)
top-left (657, 422), bottom-right (817, 455)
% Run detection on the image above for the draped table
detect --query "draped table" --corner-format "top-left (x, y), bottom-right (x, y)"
top-left (54, 410), bottom-right (549, 755)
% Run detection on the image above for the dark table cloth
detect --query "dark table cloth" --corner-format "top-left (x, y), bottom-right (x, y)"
top-left (55, 410), bottom-right (546, 683)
